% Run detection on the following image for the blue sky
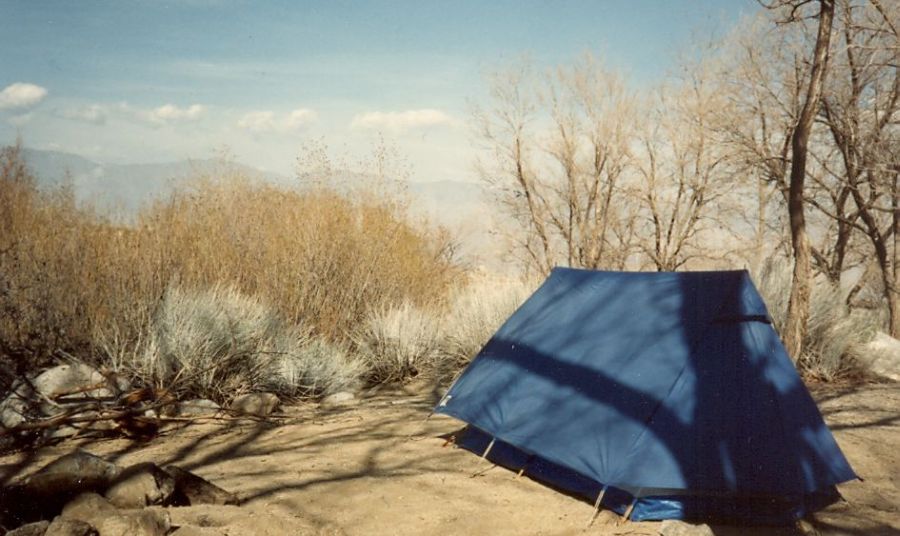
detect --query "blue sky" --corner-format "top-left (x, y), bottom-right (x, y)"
top-left (1, 1), bottom-right (758, 181)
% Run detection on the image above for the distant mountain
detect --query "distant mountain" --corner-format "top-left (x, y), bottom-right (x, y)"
top-left (17, 147), bottom-right (498, 266)
top-left (21, 148), bottom-right (291, 216)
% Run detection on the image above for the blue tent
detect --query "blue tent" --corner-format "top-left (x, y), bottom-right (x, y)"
top-left (434, 268), bottom-right (857, 524)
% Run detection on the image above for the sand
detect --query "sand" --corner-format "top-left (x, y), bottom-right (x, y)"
top-left (1, 381), bottom-right (898, 536)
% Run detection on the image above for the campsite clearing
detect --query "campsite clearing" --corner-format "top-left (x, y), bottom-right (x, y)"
top-left (0, 381), bottom-right (897, 535)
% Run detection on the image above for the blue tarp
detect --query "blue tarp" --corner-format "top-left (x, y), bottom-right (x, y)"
top-left (435, 268), bottom-right (857, 524)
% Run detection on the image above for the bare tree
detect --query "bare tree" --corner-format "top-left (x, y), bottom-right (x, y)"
top-left (758, 0), bottom-right (836, 358)
top-left (818, 0), bottom-right (900, 333)
top-left (473, 56), bottom-right (638, 274)
top-left (633, 66), bottom-right (739, 271)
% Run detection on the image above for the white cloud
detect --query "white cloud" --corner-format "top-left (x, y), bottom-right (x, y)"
top-left (237, 110), bottom-right (276, 132)
top-left (0, 83), bottom-right (48, 110)
top-left (60, 104), bottom-right (108, 125)
top-left (237, 108), bottom-right (316, 133)
top-left (350, 109), bottom-right (456, 132)
top-left (132, 103), bottom-right (207, 124)
top-left (284, 108), bottom-right (316, 130)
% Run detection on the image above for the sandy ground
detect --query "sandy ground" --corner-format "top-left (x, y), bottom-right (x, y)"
top-left (1, 381), bottom-right (898, 536)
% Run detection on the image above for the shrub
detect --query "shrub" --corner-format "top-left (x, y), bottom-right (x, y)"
top-left (269, 337), bottom-right (361, 397)
top-left (107, 285), bottom-right (360, 401)
top-left (138, 177), bottom-right (459, 340)
top-left (354, 302), bottom-right (441, 383)
top-left (755, 257), bottom-right (881, 379)
top-left (0, 143), bottom-right (458, 393)
top-left (439, 276), bottom-right (536, 369)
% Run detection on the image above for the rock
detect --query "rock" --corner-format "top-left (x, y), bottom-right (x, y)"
top-left (0, 381), bottom-right (33, 429)
top-left (174, 399), bottom-right (220, 417)
top-left (26, 451), bottom-right (121, 498)
top-left (859, 332), bottom-right (900, 381)
top-left (1, 364), bottom-right (124, 430)
top-left (45, 517), bottom-right (96, 536)
top-left (60, 492), bottom-right (117, 528)
top-left (164, 465), bottom-right (238, 506)
top-left (104, 463), bottom-right (175, 508)
top-left (320, 391), bottom-right (356, 408)
top-left (7, 520), bottom-right (51, 536)
top-left (229, 393), bottom-right (279, 417)
top-left (43, 410), bottom-right (116, 441)
top-left (94, 509), bottom-right (171, 536)
top-left (658, 519), bottom-right (714, 536)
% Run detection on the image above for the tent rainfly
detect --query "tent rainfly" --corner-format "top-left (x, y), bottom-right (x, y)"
top-left (434, 268), bottom-right (857, 524)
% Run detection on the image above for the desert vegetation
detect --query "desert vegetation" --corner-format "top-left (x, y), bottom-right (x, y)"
top-left (0, 141), bottom-right (536, 415)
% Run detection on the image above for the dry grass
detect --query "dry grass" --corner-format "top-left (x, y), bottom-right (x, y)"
top-left (353, 276), bottom-right (536, 384)
top-left (0, 143), bottom-right (458, 397)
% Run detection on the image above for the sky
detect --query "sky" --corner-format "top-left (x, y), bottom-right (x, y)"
top-left (0, 1), bottom-right (758, 182)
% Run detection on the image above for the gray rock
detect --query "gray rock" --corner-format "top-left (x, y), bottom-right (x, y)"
top-left (94, 509), bottom-right (171, 536)
top-left (26, 451), bottom-right (121, 498)
top-left (175, 399), bottom-right (220, 417)
top-left (6, 520), bottom-right (51, 536)
top-left (60, 492), bottom-right (117, 528)
top-left (43, 410), bottom-right (116, 441)
top-left (45, 517), bottom-right (96, 536)
top-left (0, 381), bottom-right (32, 429)
top-left (1, 364), bottom-right (124, 430)
top-left (33, 363), bottom-right (114, 400)
top-left (320, 391), bottom-right (356, 408)
top-left (229, 393), bottom-right (279, 417)
top-left (164, 465), bottom-right (238, 506)
top-left (104, 463), bottom-right (175, 508)
top-left (658, 519), bottom-right (714, 536)
top-left (859, 332), bottom-right (900, 381)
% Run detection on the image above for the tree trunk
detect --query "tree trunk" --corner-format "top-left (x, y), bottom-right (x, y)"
top-left (784, 0), bottom-right (835, 361)
top-left (891, 171), bottom-right (900, 337)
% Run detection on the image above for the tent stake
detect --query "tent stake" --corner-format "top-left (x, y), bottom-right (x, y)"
top-left (481, 437), bottom-right (496, 459)
top-left (586, 485), bottom-right (608, 527)
top-left (515, 454), bottom-right (534, 479)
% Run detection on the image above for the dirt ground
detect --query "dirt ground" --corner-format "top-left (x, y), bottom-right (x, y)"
top-left (1, 381), bottom-right (898, 536)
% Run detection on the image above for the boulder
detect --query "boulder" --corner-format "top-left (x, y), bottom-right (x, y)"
top-left (33, 363), bottom-right (115, 401)
top-left (104, 463), bottom-right (175, 508)
top-left (658, 520), bottom-right (714, 536)
top-left (45, 517), bottom-right (96, 536)
top-left (320, 391), bottom-right (356, 408)
top-left (175, 399), bottom-right (221, 417)
top-left (93, 509), bottom-right (171, 536)
top-left (859, 332), bottom-right (900, 381)
top-left (6, 520), bottom-right (50, 536)
top-left (26, 451), bottom-right (121, 498)
top-left (1, 364), bottom-right (126, 429)
top-left (164, 465), bottom-right (238, 506)
top-left (60, 492), bottom-right (117, 528)
top-left (229, 393), bottom-right (279, 417)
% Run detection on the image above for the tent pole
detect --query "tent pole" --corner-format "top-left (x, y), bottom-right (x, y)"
top-left (586, 485), bottom-right (608, 527)
top-left (481, 437), bottom-right (496, 459)
top-left (620, 497), bottom-right (637, 524)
